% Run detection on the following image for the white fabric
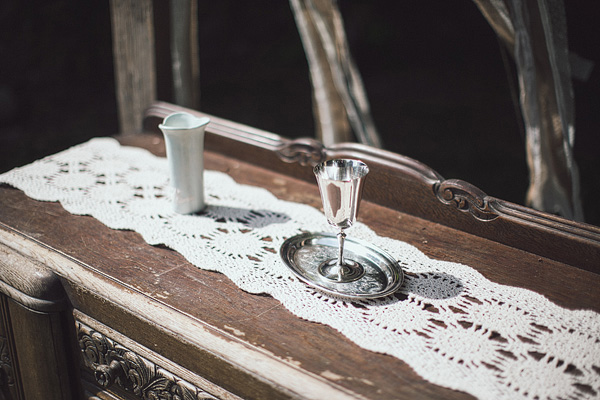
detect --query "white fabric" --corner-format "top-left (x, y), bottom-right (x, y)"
top-left (1, 138), bottom-right (598, 400)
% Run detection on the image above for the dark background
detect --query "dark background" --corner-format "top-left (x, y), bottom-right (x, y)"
top-left (1, 1), bottom-right (598, 225)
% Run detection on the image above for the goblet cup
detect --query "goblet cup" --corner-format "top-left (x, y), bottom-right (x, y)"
top-left (314, 159), bottom-right (369, 282)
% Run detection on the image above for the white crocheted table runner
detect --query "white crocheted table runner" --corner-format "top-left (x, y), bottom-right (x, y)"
top-left (1, 138), bottom-right (598, 400)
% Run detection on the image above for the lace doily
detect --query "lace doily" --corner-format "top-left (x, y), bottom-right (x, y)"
top-left (1, 138), bottom-right (598, 400)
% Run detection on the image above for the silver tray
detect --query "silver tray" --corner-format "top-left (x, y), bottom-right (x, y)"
top-left (280, 232), bottom-right (404, 299)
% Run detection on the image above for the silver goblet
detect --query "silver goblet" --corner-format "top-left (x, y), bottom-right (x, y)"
top-left (280, 158), bottom-right (403, 299)
top-left (313, 159), bottom-right (369, 282)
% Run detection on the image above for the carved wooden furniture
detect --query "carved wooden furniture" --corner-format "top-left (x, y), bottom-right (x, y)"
top-left (0, 101), bottom-right (599, 399)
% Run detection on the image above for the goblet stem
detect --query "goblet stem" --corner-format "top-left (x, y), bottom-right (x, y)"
top-left (336, 230), bottom-right (346, 267)
top-left (316, 230), bottom-right (364, 282)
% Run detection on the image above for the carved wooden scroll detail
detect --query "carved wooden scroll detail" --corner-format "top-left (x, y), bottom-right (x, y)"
top-left (77, 321), bottom-right (218, 400)
top-left (0, 336), bottom-right (15, 391)
top-left (276, 138), bottom-right (326, 166)
top-left (434, 179), bottom-right (499, 222)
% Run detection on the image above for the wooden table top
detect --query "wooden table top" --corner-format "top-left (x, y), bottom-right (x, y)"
top-left (1, 102), bottom-right (598, 399)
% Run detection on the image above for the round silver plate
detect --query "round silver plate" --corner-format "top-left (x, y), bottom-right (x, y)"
top-left (280, 232), bottom-right (404, 299)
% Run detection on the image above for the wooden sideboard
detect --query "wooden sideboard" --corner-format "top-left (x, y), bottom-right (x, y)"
top-left (1, 102), bottom-right (599, 399)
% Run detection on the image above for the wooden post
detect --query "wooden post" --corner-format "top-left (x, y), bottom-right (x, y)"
top-left (170, 0), bottom-right (200, 109)
top-left (290, 0), bottom-right (381, 148)
top-left (109, 0), bottom-right (157, 135)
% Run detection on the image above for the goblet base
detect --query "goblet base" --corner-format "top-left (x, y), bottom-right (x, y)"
top-left (318, 258), bottom-right (365, 282)
top-left (280, 232), bottom-right (404, 299)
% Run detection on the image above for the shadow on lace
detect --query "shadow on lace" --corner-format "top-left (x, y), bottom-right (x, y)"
top-left (400, 271), bottom-right (464, 300)
top-left (200, 205), bottom-right (291, 229)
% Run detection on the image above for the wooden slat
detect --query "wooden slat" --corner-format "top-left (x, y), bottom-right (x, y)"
top-left (109, 0), bottom-right (157, 134)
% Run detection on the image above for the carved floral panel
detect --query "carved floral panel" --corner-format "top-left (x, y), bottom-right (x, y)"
top-left (77, 321), bottom-right (218, 400)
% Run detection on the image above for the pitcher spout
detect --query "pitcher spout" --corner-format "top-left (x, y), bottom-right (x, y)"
top-left (159, 112), bottom-right (210, 132)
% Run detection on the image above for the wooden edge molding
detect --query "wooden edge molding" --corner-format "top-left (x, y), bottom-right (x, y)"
top-left (143, 102), bottom-right (284, 151)
top-left (0, 240), bottom-right (66, 313)
top-left (434, 179), bottom-right (600, 242)
top-left (327, 142), bottom-right (443, 183)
